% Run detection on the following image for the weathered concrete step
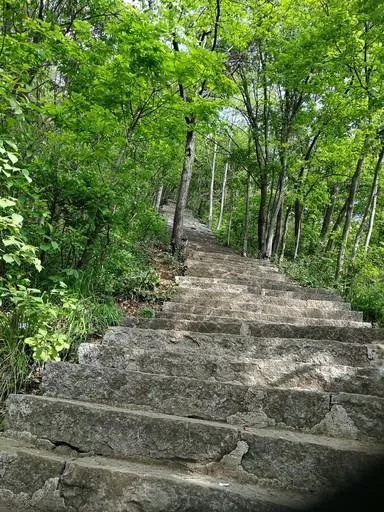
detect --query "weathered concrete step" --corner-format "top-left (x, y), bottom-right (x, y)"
top-left (0, 437), bottom-right (303, 512)
top-left (79, 342), bottom-right (384, 397)
top-left (44, 362), bottom-right (384, 441)
top-left (176, 276), bottom-right (340, 299)
top-left (99, 327), bottom-right (383, 367)
top-left (162, 302), bottom-right (363, 322)
top-left (123, 317), bottom-right (382, 343)
top-left (159, 311), bottom-right (369, 328)
top-left (6, 395), bottom-right (383, 494)
top-left (173, 290), bottom-right (352, 311)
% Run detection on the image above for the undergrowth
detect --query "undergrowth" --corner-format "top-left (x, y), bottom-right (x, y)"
top-left (280, 250), bottom-right (384, 326)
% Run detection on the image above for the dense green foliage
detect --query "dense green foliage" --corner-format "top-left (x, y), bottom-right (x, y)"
top-left (1, 0), bottom-right (384, 401)
top-left (0, 0), bottom-right (184, 400)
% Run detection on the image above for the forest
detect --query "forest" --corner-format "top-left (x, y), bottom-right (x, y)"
top-left (1, 0), bottom-right (383, 402)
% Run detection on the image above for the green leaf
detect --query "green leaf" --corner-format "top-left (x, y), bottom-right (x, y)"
top-left (22, 169), bottom-right (32, 183)
top-left (3, 254), bottom-right (15, 264)
top-left (7, 152), bottom-right (18, 164)
top-left (11, 213), bottom-right (23, 225)
top-left (0, 198), bottom-right (16, 208)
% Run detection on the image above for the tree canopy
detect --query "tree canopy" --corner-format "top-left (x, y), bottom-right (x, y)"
top-left (1, 0), bottom-right (384, 398)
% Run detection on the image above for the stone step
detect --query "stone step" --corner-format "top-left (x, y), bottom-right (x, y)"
top-left (79, 342), bottom-right (384, 396)
top-left (174, 286), bottom-right (343, 304)
top-left (176, 276), bottom-right (340, 299)
top-left (185, 263), bottom-right (281, 278)
top-left (185, 262), bottom-right (287, 281)
top-left (0, 437), bottom-right (304, 512)
top-left (5, 395), bottom-right (383, 494)
top-left (159, 310), bottom-right (369, 328)
top-left (98, 327), bottom-right (383, 367)
top-left (162, 302), bottom-right (363, 322)
top-left (187, 243), bottom-right (246, 255)
top-left (123, 317), bottom-right (382, 343)
top-left (173, 290), bottom-right (352, 311)
top-left (44, 361), bottom-right (384, 441)
top-left (187, 250), bottom-right (277, 265)
top-left (185, 268), bottom-right (292, 284)
top-left (186, 254), bottom-right (279, 270)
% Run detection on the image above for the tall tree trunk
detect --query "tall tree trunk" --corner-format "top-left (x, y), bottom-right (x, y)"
top-left (336, 137), bottom-right (369, 278)
top-left (171, 126), bottom-right (196, 252)
top-left (217, 138), bottom-right (231, 230)
top-left (208, 139), bottom-right (217, 228)
top-left (242, 172), bottom-right (252, 257)
top-left (365, 145), bottom-right (384, 252)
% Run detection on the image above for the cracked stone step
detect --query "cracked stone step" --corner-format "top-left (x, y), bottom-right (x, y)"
top-left (43, 361), bottom-right (384, 441)
top-left (78, 342), bottom-right (384, 396)
top-left (98, 327), bottom-right (384, 367)
top-left (159, 311), bottom-right (369, 328)
top-left (172, 290), bottom-right (352, 311)
top-left (162, 302), bottom-right (364, 322)
top-left (123, 317), bottom-right (383, 343)
top-left (0, 437), bottom-right (306, 512)
top-left (5, 395), bottom-right (383, 494)
top-left (176, 275), bottom-right (333, 295)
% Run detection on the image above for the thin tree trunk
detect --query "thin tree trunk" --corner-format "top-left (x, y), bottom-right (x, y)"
top-left (293, 200), bottom-right (302, 259)
top-left (217, 139), bottom-right (231, 230)
top-left (265, 166), bottom-right (286, 258)
top-left (154, 183), bottom-right (163, 212)
top-left (365, 188), bottom-right (378, 252)
top-left (242, 172), bottom-right (252, 257)
top-left (208, 139), bottom-right (217, 228)
top-left (258, 172), bottom-right (268, 256)
top-left (293, 131), bottom-right (320, 259)
top-left (320, 184), bottom-right (339, 245)
top-left (336, 137), bottom-right (369, 278)
top-left (279, 206), bottom-right (292, 263)
top-left (171, 127), bottom-right (197, 252)
top-left (352, 146), bottom-right (384, 258)
top-left (227, 197), bottom-right (234, 247)
top-left (365, 145), bottom-right (384, 252)
top-left (272, 203), bottom-right (283, 257)
top-left (325, 197), bottom-right (347, 252)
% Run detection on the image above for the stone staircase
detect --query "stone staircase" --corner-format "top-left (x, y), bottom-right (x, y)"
top-left (1, 203), bottom-right (383, 511)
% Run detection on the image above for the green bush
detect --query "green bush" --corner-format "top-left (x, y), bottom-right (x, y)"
top-left (280, 255), bottom-right (337, 290)
top-left (136, 306), bottom-right (156, 318)
top-left (348, 248), bottom-right (384, 325)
